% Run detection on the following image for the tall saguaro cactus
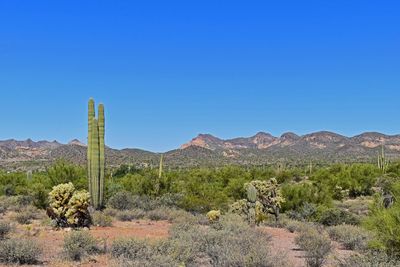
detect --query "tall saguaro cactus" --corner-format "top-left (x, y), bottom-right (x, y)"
top-left (87, 98), bottom-right (105, 210)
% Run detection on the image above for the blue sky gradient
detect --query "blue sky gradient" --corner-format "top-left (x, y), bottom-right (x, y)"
top-left (0, 1), bottom-right (399, 151)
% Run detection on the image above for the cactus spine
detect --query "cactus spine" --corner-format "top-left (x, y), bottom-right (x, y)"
top-left (87, 98), bottom-right (105, 210)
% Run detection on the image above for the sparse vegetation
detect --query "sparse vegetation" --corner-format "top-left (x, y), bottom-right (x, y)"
top-left (0, 238), bottom-right (42, 264)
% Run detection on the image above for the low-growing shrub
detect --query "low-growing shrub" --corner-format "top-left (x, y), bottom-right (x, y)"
top-left (0, 221), bottom-right (12, 239)
top-left (327, 225), bottom-right (370, 250)
top-left (63, 231), bottom-right (99, 261)
top-left (318, 208), bottom-right (360, 226)
top-left (111, 213), bottom-right (289, 267)
top-left (92, 211), bottom-right (113, 227)
top-left (295, 226), bottom-right (332, 267)
top-left (0, 238), bottom-right (42, 264)
top-left (287, 203), bottom-right (318, 222)
top-left (337, 251), bottom-right (400, 267)
top-left (116, 209), bottom-right (145, 221)
top-left (111, 238), bottom-right (179, 267)
top-left (13, 209), bottom-right (37, 225)
top-left (107, 191), bottom-right (135, 210)
top-left (146, 208), bottom-right (171, 221)
top-left (103, 208), bottom-right (118, 217)
top-left (285, 220), bottom-right (308, 233)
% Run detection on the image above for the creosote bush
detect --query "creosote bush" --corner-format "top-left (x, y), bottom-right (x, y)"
top-left (63, 231), bottom-right (99, 261)
top-left (0, 238), bottom-right (42, 264)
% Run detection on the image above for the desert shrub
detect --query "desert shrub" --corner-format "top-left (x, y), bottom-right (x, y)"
top-left (146, 208), bottom-right (171, 221)
top-left (295, 226), bottom-right (332, 267)
top-left (318, 208), bottom-right (360, 226)
top-left (103, 207), bottom-right (118, 217)
top-left (327, 225), bottom-right (370, 250)
top-left (63, 231), bottom-right (99, 261)
top-left (116, 209), bottom-right (145, 221)
top-left (285, 220), bottom-right (308, 233)
top-left (48, 183), bottom-right (91, 228)
top-left (111, 239), bottom-right (179, 267)
top-left (335, 197), bottom-right (372, 217)
top-left (0, 221), bottom-right (12, 239)
top-left (0, 238), bottom-right (42, 264)
top-left (337, 251), bottom-right (400, 267)
top-left (156, 193), bottom-right (183, 208)
top-left (111, 213), bottom-right (288, 267)
top-left (12, 206), bottom-right (40, 225)
top-left (107, 191), bottom-right (135, 210)
top-left (29, 183), bottom-right (49, 209)
top-left (92, 211), bottom-right (112, 227)
top-left (13, 212), bottom-right (34, 224)
top-left (168, 214), bottom-right (286, 266)
top-left (287, 202), bottom-right (317, 222)
top-left (0, 195), bottom-right (35, 212)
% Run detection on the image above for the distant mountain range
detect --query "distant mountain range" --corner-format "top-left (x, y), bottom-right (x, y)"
top-left (1, 131), bottom-right (400, 171)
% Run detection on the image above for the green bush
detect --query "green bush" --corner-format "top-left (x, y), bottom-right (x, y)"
top-left (318, 208), bottom-right (360, 226)
top-left (92, 211), bottom-right (112, 227)
top-left (327, 225), bottom-right (370, 250)
top-left (63, 231), bottom-right (99, 261)
top-left (295, 226), bottom-right (332, 267)
top-left (0, 238), bottom-right (42, 264)
top-left (0, 221), bottom-right (12, 239)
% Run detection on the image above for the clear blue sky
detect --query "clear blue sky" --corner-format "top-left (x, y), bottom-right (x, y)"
top-left (0, 1), bottom-right (399, 152)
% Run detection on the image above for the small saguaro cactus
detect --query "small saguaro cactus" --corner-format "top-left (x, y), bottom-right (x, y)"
top-left (87, 98), bottom-right (105, 210)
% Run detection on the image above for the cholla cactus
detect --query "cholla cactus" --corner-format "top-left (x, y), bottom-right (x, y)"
top-left (206, 210), bottom-right (221, 222)
top-left (231, 178), bottom-right (285, 225)
top-left (48, 183), bottom-right (91, 228)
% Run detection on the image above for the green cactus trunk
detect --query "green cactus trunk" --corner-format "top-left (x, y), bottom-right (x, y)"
top-left (87, 99), bottom-right (95, 199)
top-left (87, 99), bottom-right (105, 210)
top-left (98, 104), bottom-right (105, 208)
